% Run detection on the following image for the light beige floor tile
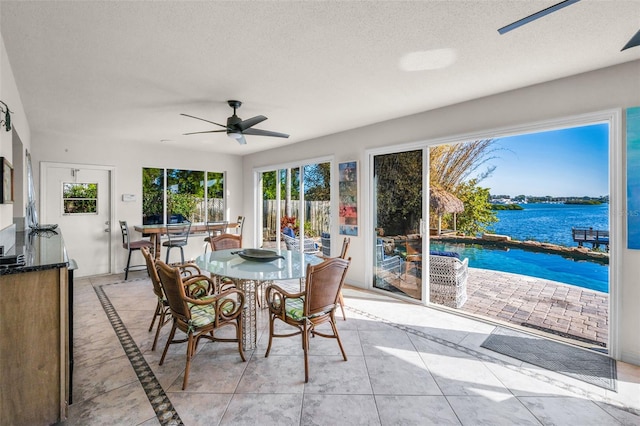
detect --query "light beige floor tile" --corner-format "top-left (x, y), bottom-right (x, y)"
top-left (168, 392), bottom-right (232, 425)
top-left (519, 396), bottom-right (625, 425)
top-left (304, 355), bottom-right (373, 394)
top-left (166, 353), bottom-right (248, 393)
top-left (64, 381), bottom-right (156, 426)
top-left (72, 354), bottom-right (139, 404)
top-left (74, 333), bottom-right (127, 369)
top-left (365, 352), bottom-right (441, 395)
top-left (446, 395), bottom-right (541, 425)
top-left (221, 393), bottom-right (303, 426)
top-left (358, 329), bottom-right (416, 356)
top-left (236, 354), bottom-right (306, 393)
top-left (375, 395), bottom-right (461, 425)
top-left (482, 361), bottom-right (576, 397)
top-left (595, 402), bottom-right (640, 425)
top-left (301, 394), bottom-right (381, 426)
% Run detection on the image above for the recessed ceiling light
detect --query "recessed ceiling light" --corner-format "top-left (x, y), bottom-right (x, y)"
top-left (399, 48), bottom-right (457, 72)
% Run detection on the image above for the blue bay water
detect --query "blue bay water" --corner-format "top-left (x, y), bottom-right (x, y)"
top-left (489, 203), bottom-right (609, 247)
top-left (434, 203), bottom-right (609, 292)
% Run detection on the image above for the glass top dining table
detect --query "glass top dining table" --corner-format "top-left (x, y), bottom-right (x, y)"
top-left (195, 248), bottom-right (323, 281)
top-left (195, 248), bottom-right (323, 350)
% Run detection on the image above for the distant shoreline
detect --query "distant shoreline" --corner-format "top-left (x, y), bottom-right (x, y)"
top-left (433, 234), bottom-right (609, 265)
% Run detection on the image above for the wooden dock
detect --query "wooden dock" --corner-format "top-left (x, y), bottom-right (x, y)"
top-left (572, 227), bottom-right (609, 250)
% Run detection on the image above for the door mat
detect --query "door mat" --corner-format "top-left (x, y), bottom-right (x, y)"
top-left (481, 327), bottom-right (617, 391)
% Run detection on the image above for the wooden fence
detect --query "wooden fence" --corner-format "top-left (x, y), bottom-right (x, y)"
top-left (263, 200), bottom-right (330, 239)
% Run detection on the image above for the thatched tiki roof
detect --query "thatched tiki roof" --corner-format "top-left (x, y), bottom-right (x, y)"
top-left (430, 188), bottom-right (464, 214)
top-left (430, 188), bottom-right (464, 234)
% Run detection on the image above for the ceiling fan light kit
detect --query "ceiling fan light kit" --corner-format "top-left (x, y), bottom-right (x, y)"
top-left (498, 0), bottom-right (640, 52)
top-left (181, 100), bottom-right (289, 145)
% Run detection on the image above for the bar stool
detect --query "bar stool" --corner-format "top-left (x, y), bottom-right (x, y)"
top-left (234, 216), bottom-right (245, 237)
top-left (119, 221), bottom-right (153, 280)
top-left (163, 221), bottom-right (191, 264)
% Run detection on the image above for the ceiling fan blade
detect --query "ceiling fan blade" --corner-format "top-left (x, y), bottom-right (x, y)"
top-left (243, 128), bottom-right (290, 138)
top-left (622, 29), bottom-right (640, 51)
top-left (237, 115), bottom-right (268, 131)
top-left (180, 113), bottom-right (228, 129)
top-left (498, 0), bottom-right (580, 34)
top-left (183, 130), bottom-right (226, 135)
top-left (236, 135), bottom-right (247, 145)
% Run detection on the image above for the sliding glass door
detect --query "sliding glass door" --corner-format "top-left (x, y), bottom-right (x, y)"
top-left (372, 150), bottom-right (424, 301)
top-left (258, 160), bottom-right (331, 251)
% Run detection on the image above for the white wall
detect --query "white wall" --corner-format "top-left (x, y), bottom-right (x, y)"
top-left (0, 34), bottom-right (31, 231)
top-left (33, 139), bottom-right (244, 271)
top-left (242, 60), bottom-right (640, 365)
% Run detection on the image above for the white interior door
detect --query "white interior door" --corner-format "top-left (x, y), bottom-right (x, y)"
top-left (41, 163), bottom-right (112, 277)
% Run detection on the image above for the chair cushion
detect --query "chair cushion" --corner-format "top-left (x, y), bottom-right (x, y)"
top-left (285, 297), bottom-right (305, 321)
top-left (429, 250), bottom-right (460, 259)
top-left (187, 280), bottom-right (209, 298)
top-left (128, 240), bottom-right (153, 249)
top-left (188, 297), bottom-right (235, 328)
top-left (163, 240), bottom-right (188, 247)
top-left (283, 297), bottom-right (326, 321)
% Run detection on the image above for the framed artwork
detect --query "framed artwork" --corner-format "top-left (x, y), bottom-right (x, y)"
top-left (0, 157), bottom-right (13, 204)
top-left (627, 106), bottom-right (640, 249)
top-left (338, 161), bottom-right (358, 236)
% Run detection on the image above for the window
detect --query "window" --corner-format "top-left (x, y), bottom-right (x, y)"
top-left (142, 167), bottom-right (225, 225)
top-left (63, 182), bottom-right (98, 214)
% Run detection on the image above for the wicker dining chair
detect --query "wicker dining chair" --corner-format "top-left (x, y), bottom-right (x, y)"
top-left (318, 236), bottom-right (349, 320)
top-left (210, 233), bottom-right (242, 251)
top-left (141, 246), bottom-right (206, 351)
top-left (336, 237), bottom-right (350, 320)
top-left (264, 256), bottom-right (351, 382)
top-left (156, 259), bottom-right (246, 390)
top-left (203, 220), bottom-right (228, 254)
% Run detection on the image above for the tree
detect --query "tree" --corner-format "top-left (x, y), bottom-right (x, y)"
top-left (429, 140), bottom-right (497, 233)
top-left (454, 179), bottom-right (498, 235)
top-left (429, 140), bottom-right (496, 192)
top-left (304, 162), bottom-right (331, 201)
top-left (374, 150), bottom-right (423, 235)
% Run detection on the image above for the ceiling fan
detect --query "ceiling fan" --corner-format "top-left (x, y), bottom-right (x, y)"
top-left (498, 0), bottom-right (640, 51)
top-left (181, 100), bottom-right (289, 145)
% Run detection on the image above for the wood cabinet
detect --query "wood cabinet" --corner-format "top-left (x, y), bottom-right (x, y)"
top-left (0, 267), bottom-right (69, 425)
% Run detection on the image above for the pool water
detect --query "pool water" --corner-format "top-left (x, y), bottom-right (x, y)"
top-left (429, 242), bottom-right (609, 293)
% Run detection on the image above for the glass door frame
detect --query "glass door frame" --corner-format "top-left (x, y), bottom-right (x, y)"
top-left (365, 109), bottom-right (621, 358)
top-left (253, 155), bottom-right (333, 250)
top-left (366, 145), bottom-right (431, 305)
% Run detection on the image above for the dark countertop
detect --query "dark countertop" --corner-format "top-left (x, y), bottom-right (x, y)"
top-left (0, 230), bottom-right (69, 275)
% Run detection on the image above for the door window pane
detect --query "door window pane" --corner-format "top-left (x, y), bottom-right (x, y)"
top-left (63, 182), bottom-right (98, 214)
top-left (166, 169), bottom-right (204, 223)
top-left (142, 168), bottom-right (163, 225)
top-left (206, 172), bottom-right (225, 221)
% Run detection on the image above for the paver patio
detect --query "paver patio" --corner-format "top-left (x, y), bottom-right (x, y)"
top-left (462, 268), bottom-right (609, 348)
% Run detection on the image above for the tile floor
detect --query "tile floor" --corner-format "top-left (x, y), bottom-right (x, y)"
top-left (62, 271), bottom-right (640, 425)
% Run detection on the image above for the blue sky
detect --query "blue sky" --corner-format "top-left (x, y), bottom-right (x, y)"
top-left (479, 123), bottom-right (609, 197)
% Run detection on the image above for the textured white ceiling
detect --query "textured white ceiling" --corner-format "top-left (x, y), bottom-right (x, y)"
top-left (2, 1), bottom-right (640, 155)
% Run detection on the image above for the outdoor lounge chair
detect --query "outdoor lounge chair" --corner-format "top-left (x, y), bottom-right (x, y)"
top-left (429, 254), bottom-right (468, 308)
top-left (282, 233), bottom-right (319, 254)
top-left (376, 239), bottom-right (402, 276)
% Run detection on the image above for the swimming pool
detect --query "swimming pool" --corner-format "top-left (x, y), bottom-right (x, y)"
top-left (429, 242), bottom-right (609, 293)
